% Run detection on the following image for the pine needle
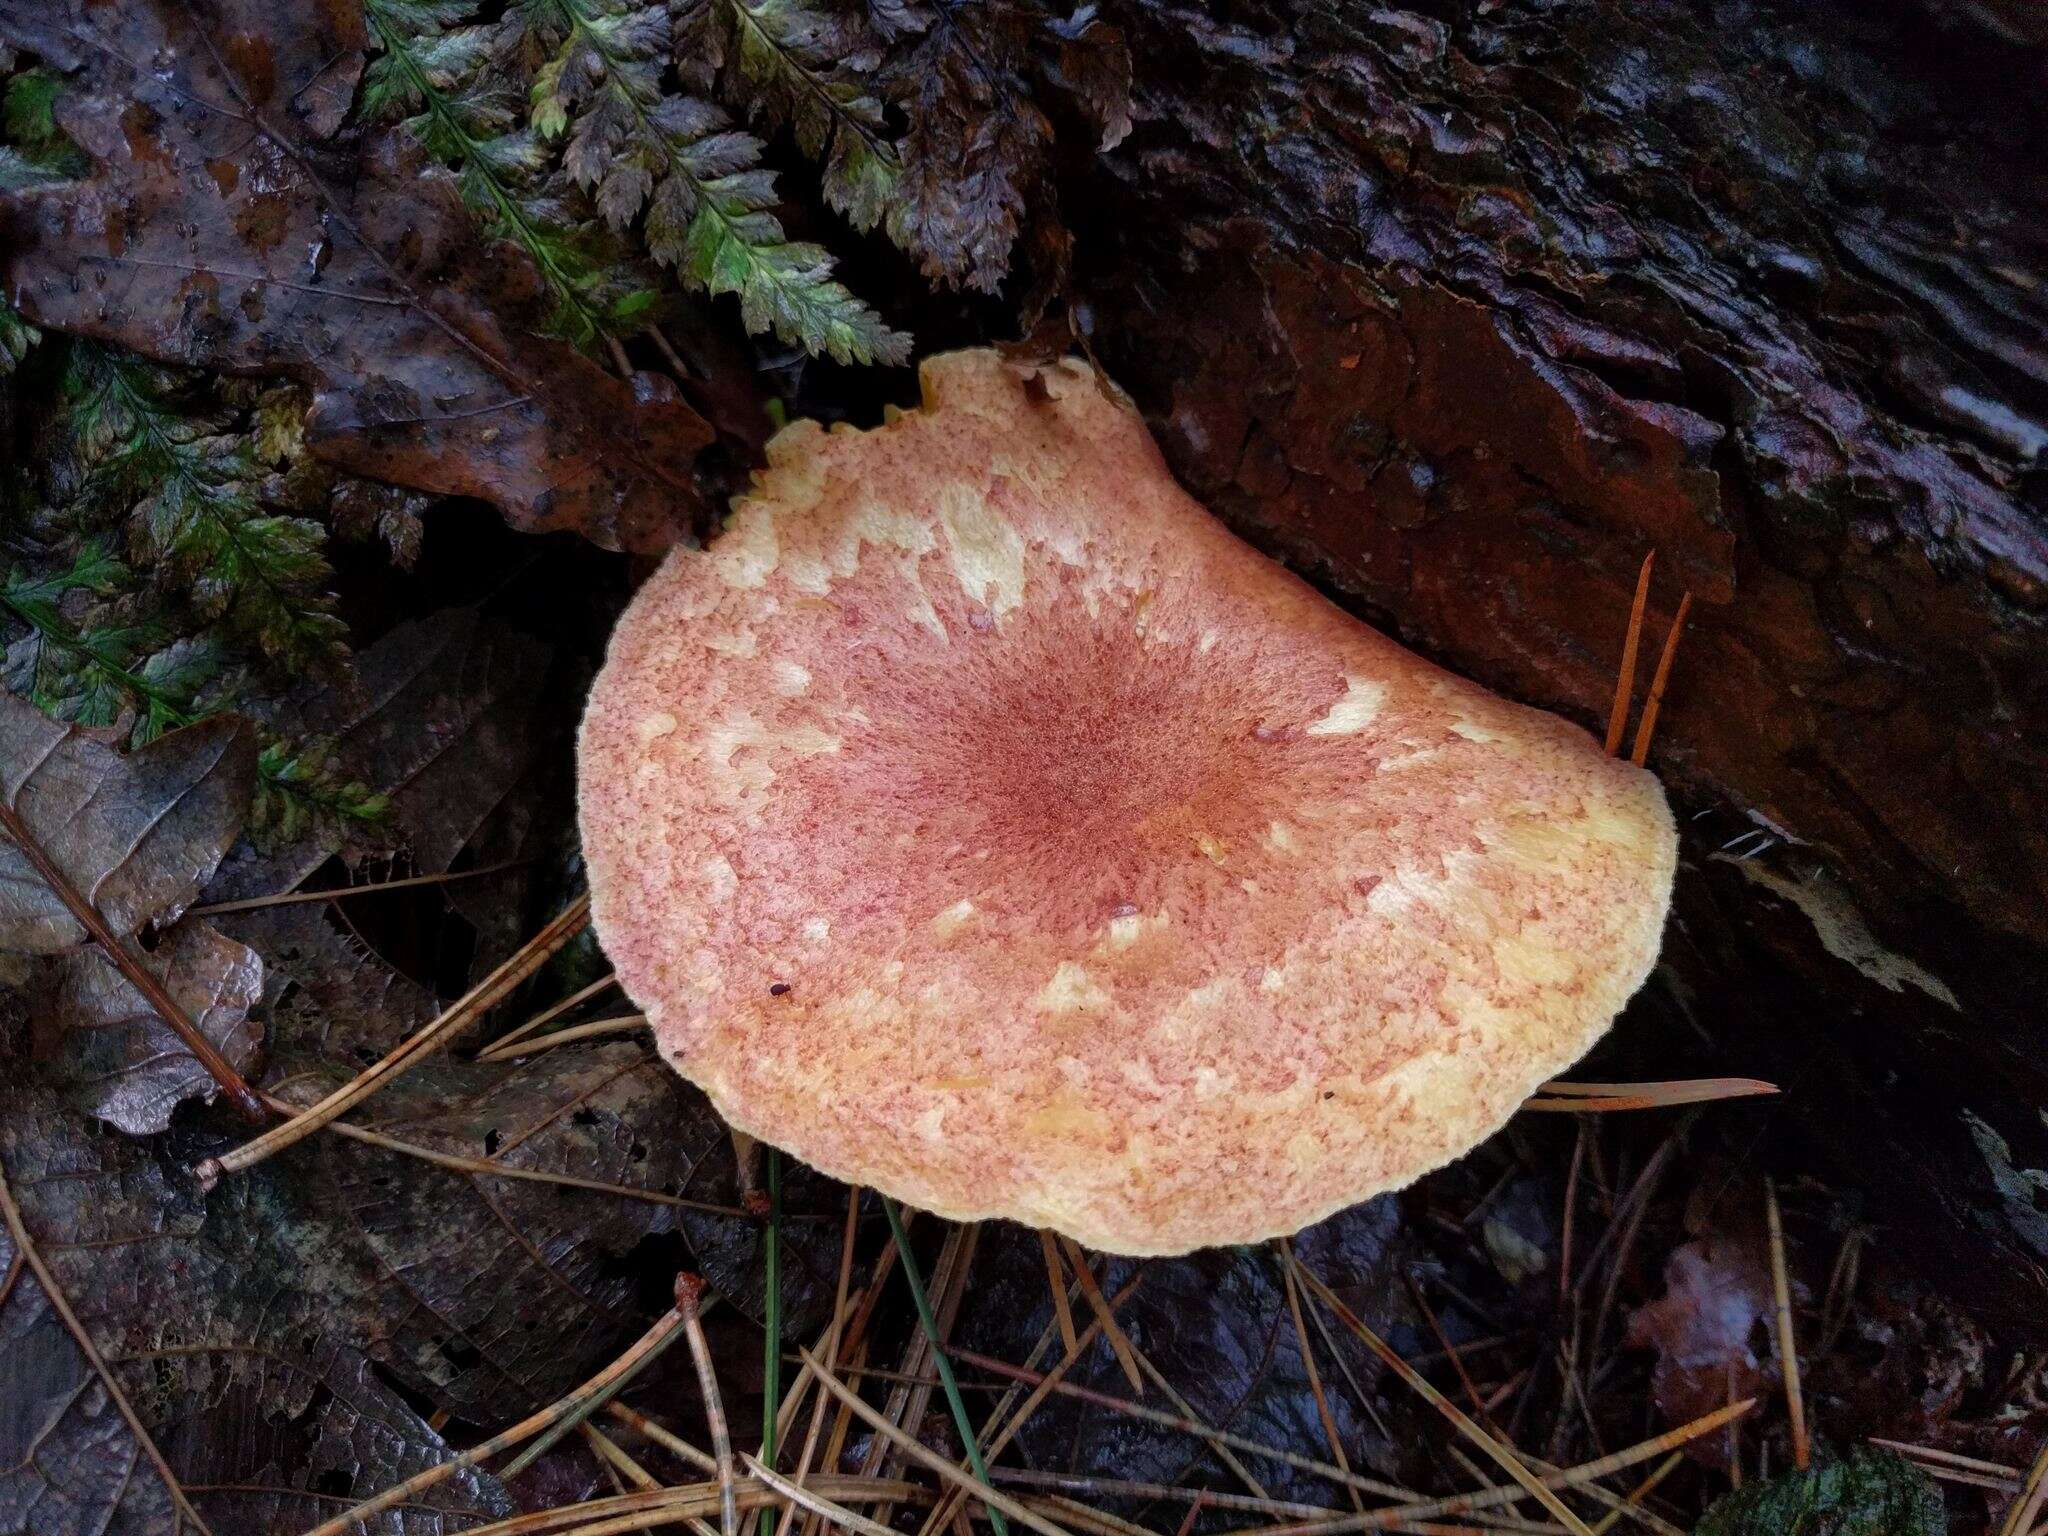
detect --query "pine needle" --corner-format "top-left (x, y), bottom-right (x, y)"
top-left (188, 859), bottom-right (531, 916)
top-left (799, 1344), bottom-right (1075, 1536)
top-left (1997, 1438), bottom-right (2048, 1536)
top-left (196, 892), bottom-right (590, 1184)
top-left (1284, 1252), bottom-right (1598, 1536)
top-left (950, 1348), bottom-right (1412, 1502)
top-left (1056, 1236), bottom-right (1145, 1396)
top-left (1629, 592), bottom-right (1694, 767)
top-left (1605, 551), bottom-right (1655, 756)
top-left (1280, 1238), bottom-right (1367, 1514)
top-left (483, 971), bottom-right (622, 1057)
top-left (1039, 1229), bottom-right (1078, 1354)
top-left (475, 1014), bottom-right (648, 1061)
top-left (1526, 1078), bottom-right (1778, 1112)
top-left (760, 1148), bottom-right (784, 1536)
top-left (680, 1272), bottom-right (741, 1536)
top-left (301, 1285), bottom-right (698, 1536)
top-left (1763, 1178), bottom-right (1809, 1471)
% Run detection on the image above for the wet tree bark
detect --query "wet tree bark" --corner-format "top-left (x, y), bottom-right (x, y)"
top-left (1063, 0), bottom-right (2048, 1327)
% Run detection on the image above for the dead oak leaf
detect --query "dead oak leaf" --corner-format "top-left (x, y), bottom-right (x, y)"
top-left (221, 906), bottom-right (700, 1418)
top-left (34, 919), bottom-right (263, 1136)
top-left (0, 0), bottom-right (713, 552)
top-left (0, 695), bottom-right (254, 954)
top-left (0, 1078), bottom-right (514, 1535)
top-left (1624, 1236), bottom-right (1775, 1465)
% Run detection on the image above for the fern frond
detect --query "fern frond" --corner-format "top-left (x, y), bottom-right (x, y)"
top-left (363, 0), bottom-right (654, 347)
top-left (715, 0), bottom-right (900, 232)
top-left (527, 0), bottom-right (909, 365)
top-left (62, 345), bottom-right (348, 671)
top-left (250, 738), bottom-right (390, 848)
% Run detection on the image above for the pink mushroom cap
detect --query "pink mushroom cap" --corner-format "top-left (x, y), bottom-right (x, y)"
top-left (578, 349), bottom-right (1676, 1253)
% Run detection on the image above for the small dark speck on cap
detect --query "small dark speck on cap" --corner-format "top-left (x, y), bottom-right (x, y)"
top-left (769, 982), bottom-right (792, 996)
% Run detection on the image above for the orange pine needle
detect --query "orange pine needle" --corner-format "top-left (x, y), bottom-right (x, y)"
top-left (1629, 590), bottom-right (1694, 767)
top-left (1059, 1237), bottom-right (1146, 1397)
top-left (1765, 1178), bottom-right (1810, 1471)
top-left (1525, 1078), bottom-right (1778, 1112)
top-left (1040, 1229), bottom-right (1079, 1355)
top-left (1605, 552), bottom-right (1656, 756)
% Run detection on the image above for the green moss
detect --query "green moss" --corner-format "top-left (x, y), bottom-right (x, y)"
top-left (1695, 1447), bottom-right (1945, 1536)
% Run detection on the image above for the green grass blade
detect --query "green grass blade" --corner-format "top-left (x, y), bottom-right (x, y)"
top-left (878, 1195), bottom-right (1009, 1536)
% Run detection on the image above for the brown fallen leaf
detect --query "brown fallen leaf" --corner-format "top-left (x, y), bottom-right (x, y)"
top-left (0, 0), bottom-right (714, 553)
top-left (33, 920), bottom-right (263, 1136)
top-left (1625, 1236), bottom-right (1775, 1467)
top-left (0, 695), bottom-right (254, 953)
top-left (217, 903), bottom-right (709, 1417)
top-left (0, 1071), bottom-right (517, 1534)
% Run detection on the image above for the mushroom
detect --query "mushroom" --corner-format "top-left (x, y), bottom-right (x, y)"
top-left (578, 349), bottom-right (1676, 1254)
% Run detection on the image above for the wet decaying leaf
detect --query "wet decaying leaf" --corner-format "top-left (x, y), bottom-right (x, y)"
top-left (0, 1197), bottom-right (182, 1536)
top-left (674, 1118), bottom-right (849, 1334)
top-left (0, 1074), bottom-right (516, 1535)
top-left (221, 900), bottom-right (696, 1418)
top-left (34, 919), bottom-right (263, 1135)
top-left (1624, 1237), bottom-right (1775, 1466)
top-left (0, 0), bottom-right (714, 553)
top-left (208, 608), bottom-right (552, 914)
top-left (0, 694), bottom-right (254, 952)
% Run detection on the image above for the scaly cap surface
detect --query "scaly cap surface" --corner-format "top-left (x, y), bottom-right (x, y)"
top-left (579, 349), bottom-right (1676, 1253)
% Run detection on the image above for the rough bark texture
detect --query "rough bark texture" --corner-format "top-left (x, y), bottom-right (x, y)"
top-left (1066, 0), bottom-right (2047, 1326)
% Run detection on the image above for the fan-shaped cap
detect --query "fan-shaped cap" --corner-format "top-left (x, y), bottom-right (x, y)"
top-left (579, 349), bottom-right (1676, 1254)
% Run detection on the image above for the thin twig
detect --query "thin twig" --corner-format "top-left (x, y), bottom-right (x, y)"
top-left (0, 1155), bottom-right (216, 1535)
top-left (680, 1273), bottom-right (740, 1536)
top-left (0, 799), bottom-right (264, 1120)
top-left (196, 893), bottom-right (590, 1184)
top-left (1605, 551), bottom-right (1655, 756)
top-left (1763, 1178), bottom-right (1809, 1470)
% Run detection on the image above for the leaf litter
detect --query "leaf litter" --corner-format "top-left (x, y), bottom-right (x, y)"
top-left (0, 8), bottom-right (2037, 1530)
